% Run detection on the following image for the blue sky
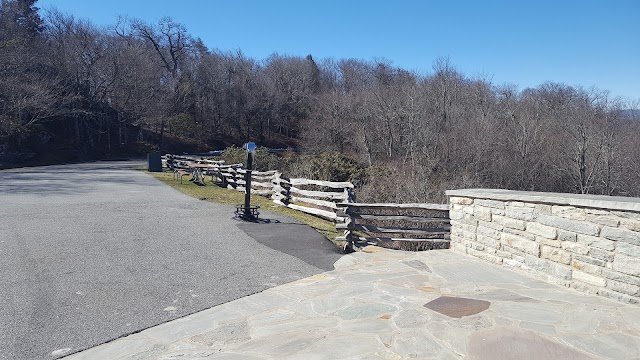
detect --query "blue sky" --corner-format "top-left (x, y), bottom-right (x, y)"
top-left (37, 0), bottom-right (640, 101)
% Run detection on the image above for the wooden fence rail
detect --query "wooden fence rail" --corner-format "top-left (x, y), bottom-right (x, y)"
top-left (162, 154), bottom-right (355, 222)
top-left (210, 165), bottom-right (273, 196)
top-left (271, 174), bottom-right (355, 221)
top-left (335, 202), bottom-right (451, 251)
top-left (162, 154), bottom-right (452, 251)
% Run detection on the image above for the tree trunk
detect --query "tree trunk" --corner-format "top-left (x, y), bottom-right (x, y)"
top-left (159, 118), bottom-right (165, 151)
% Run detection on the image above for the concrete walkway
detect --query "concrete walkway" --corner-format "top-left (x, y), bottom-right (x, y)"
top-left (65, 247), bottom-right (640, 360)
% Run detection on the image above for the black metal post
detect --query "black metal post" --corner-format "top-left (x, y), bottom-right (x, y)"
top-left (244, 151), bottom-right (253, 217)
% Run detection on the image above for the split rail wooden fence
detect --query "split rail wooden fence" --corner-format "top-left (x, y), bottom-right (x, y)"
top-left (271, 175), bottom-right (355, 222)
top-left (163, 154), bottom-right (450, 250)
top-left (335, 203), bottom-right (451, 250)
top-left (162, 154), bottom-right (354, 222)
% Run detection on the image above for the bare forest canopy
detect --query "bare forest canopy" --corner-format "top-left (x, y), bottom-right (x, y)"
top-left (1, 0), bottom-right (639, 201)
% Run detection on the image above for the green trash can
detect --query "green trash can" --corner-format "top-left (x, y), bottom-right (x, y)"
top-left (147, 152), bottom-right (162, 172)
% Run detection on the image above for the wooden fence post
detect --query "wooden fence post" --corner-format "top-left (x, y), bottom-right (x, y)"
top-left (336, 203), bottom-right (355, 252)
top-left (221, 165), bottom-right (227, 187)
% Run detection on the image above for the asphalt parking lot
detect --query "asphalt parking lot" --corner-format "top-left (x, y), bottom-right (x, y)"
top-left (0, 161), bottom-right (342, 359)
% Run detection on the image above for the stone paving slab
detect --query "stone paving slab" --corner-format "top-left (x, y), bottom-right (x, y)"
top-left (64, 248), bottom-right (640, 359)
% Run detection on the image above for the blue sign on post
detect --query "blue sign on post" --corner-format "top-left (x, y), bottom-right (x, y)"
top-left (244, 142), bottom-right (256, 153)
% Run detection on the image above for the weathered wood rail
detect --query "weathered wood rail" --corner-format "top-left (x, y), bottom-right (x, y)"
top-left (215, 167), bottom-right (277, 196)
top-left (336, 202), bottom-right (451, 251)
top-left (271, 174), bottom-right (356, 221)
top-left (162, 154), bottom-right (355, 222)
top-left (162, 154), bottom-right (451, 251)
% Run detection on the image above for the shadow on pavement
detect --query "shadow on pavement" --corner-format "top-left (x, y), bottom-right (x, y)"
top-left (0, 162), bottom-right (147, 196)
top-left (235, 211), bottom-right (343, 271)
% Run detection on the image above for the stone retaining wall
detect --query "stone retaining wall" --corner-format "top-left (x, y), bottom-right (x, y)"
top-left (445, 189), bottom-right (640, 305)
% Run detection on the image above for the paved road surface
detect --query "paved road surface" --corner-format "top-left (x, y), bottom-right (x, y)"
top-left (0, 161), bottom-right (342, 360)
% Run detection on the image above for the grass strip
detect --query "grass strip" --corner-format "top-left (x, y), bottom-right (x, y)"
top-left (147, 171), bottom-right (343, 245)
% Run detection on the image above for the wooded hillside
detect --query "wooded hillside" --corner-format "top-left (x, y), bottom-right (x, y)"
top-left (1, 0), bottom-right (639, 200)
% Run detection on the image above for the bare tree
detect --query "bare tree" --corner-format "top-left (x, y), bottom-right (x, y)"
top-left (126, 16), bottom-right (194, 149)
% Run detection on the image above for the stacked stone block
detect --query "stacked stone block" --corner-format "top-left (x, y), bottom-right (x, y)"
top-left (447, 194), bottom-right (640, 305)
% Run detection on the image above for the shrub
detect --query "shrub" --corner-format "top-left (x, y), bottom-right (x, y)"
top-left (219, 145), bottom-right (285, 172)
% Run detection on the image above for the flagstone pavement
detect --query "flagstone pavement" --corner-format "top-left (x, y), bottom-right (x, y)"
top-left (64, 247), bottom-right (640, 359)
